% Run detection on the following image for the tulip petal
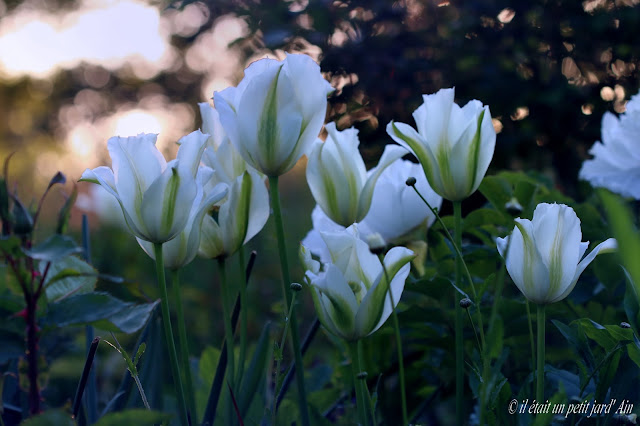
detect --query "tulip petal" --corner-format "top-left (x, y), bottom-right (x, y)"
top-left (355, 246), bottom-right (414, 337)
top-left (530, 204), bottom-right (582, 299)
top-left (176, 130), bottom-right (209, 178)
top-left (414, 88), bottom-right (455, 148)
top-left (509, 219), bottom-right (550, 304)
top-left (198, 215), bottom-right (225, 259)
top-left (108, 134), bottom-right (165, 227)
top-left (80, 167), bottom-right (145, 238)
top-left (549, 238), bottom-right (618, 303)
top-left (387, 121), bottom-right (443, 196)
top-left (140, 164), bottom-right (196, 243)
top-left (307, 283), bottom-right (344, 338)
top-left (357, 144), bottom-right (407, 220)
top-left (199, 102), bottom-right (227, 150)
top-left (311, 264), bottom-right (358, 339)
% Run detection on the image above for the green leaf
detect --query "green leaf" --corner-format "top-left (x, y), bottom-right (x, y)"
top-left (485, 316), bottom-right (503, 360)
top-left (21, 410), bottom-right (75, 426)
top-left (11, 195), bottom-right (33, 235)
top-left (23, 234), bottom-right (82, 262)
top-left (94, 409), bottom-right (172, 426)
top-left (623, 267), bottom-right (640, 334)
top-left (45, 292), bottom-right (158, 333)
top-left (44, 255), bottom-right (97, 303)
top-left (238, 322), bottom-right (272, 416)
top-left (598, 189), bottom-right (640, 306)
top-left (0, 235), bottom-right (21, 257)
top-left (56, 185), bottom-right (77, 235)
top-left (46, 171), bottom-right (66, 190)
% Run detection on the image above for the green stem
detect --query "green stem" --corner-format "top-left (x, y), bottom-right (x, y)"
top-left (268, 175), bottom-right (310, 426)
top-left (349, 340), bottom-right (368, 426)
top-left (236, 248), bottom-right (248, 386)
top-left (453, 201), bottom-right (464, 426)
top-left (272, 291), bottom-right (298, 425)
top-left (536, 304), bottom-right (545, 405)
top-left (170, 269), bottom-right (196, 422)
top-left (412, 187), bottom-right (485, 349)
top-left (358, 340), bottom-right (374, 425)
top-left (526, 300), bottom-right (536, 393)
top-left (217, 258), bottom-right (236, 389)
top-left (152, 243), bottom-right (188, 426)
top-left (379, 257), bottom-right (407, 425)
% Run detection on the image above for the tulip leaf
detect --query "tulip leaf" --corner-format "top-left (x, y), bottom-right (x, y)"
top-left (623, 267), bottom-right (640, 334)
top-left (56, 184), bottom-right (77, 235)
top-left (44, 291), bottom-right (158, 334)
top-left (598, 189), bottom-right (640, 306)
top-left (43, 255), bottom-right (97, 303)
top-left (238, 322), bottom-right (272, 415)
top-left (46, 171), bottom-right (66, 191)
top-left (23, 234), bottom-right (82, 262)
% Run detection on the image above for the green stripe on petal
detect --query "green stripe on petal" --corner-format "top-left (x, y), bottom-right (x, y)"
top-left (465, 109), bottom-right (485, 195)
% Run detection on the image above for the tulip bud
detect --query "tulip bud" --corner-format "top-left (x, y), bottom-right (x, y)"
top-left (405, 177), bottom-right (417, 187)
top-left (496, 203), bottom-right (617, 304)
top-left (505, 197), bottom-right (523, 215)
top-left (387, 87), bottom-right (496, 202)
top-left (459, 298), bottom-right (472, 309)
top-left (620, 322), bottom-right (631, 329)
top-left (290, 282), bottom-right (303, 292)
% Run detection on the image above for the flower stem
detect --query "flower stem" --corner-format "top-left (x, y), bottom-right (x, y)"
top-left (453, 200), bottom-right (464, 426)
top-left (349, 340), bottom-right (368, 426)
top-left (536, 303), bottom-right (546, 405)
top-left (412, 186), bottom-right (485, 349)
top-left (268, 175), bottom-right (310, 426)
top-left (217, 258), bottom-right (236, 389)
top-left (272, 291), bottom-right (298, 425)
top-left (379, 257), bottom-right (408, 425)
top-left (236, 248), bottom-right (248, 386)
top-left (170, 269), bottom-right (196, 422)
top-left (152, 243), bottom-right (188, 426)
top-left (526, 300), bottom-right (536, 393)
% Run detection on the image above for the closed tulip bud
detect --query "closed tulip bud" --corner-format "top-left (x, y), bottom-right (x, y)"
top-left (496, 203), bottom-right (617, 304)
top-left (387, 87), bottom-right (496, 201)
top-left (306, 122), bottom-right (406, 226)
top-left (80, 131), bottom-right (220, 244)
top-left (214, 54), bottom-right (334, 177)
top-left (301, 225), bottom-right (414, 341)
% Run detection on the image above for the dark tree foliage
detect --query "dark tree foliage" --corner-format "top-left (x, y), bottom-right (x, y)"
top-left (190, 0), bottom-right (640, 197)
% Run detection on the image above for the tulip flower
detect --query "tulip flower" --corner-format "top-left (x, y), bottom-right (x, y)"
top-left (302, 158), bottom-right (442, 262)
top-left (496, 203), bottom-right (617, 305)
top-left (199, 102), bottom-right (256, 185)
top-left (80, 131), bottom-right (220, 244)
top-left (136, 167), bottom-right (227, 269)
top-left (306, 122), bottom-right (407, 226)
top-left (579, 93), bottom-right (640, 199)
top-left (301, 225), bottom-right (414, 341)
top-left (214, 53), bottom-right (334, 177)
top-left (198, 169), bottom-right (269, 259)
top-left (386, 87), bottom-right (496, 202)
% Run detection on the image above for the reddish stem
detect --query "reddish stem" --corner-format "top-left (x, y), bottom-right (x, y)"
top-left (25, 293), bottom-right (41, 415)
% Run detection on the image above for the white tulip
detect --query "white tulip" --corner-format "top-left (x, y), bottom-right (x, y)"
top-left (215, 53), bottom-right (334, 177)
top-left (387, 87), bottom-right (496, 201)
top-left (306, 122), bottom-right (406, 226)
top-left (136, 167), bottom-right (227, 269)
top-left (496, 203), bottom-right (617, 304)
top-left (301, 225), bottom-right (414, 341)
top-left (579, 94), bottom-right (640, 199)
top-left (80, 131), bottom-right (225, 244)
top-left (198, 170), bottom-right (269, 259)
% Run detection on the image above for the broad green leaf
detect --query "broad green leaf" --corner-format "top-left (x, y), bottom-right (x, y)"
top-left (623, 267), bottom-right (640, 334)
top-left (23, 234), bottom-right (82, 262)
top-left (45, 292), bottom-right (158, 333)
top-left (94, 409), bottom-right (171, 426)
top-left (56, 184), bottom-right (77, 235)
top-left (238, 322), bottom-right (272, 415)
top-left (598, 189), bottom-right (640, 306)
top-left (11, 195), bottom-right (33, 235)
top-left (485, 316), bottom-right (504, 360)
top-left (21, 409), bottom-right (74, 426)
top-left (44, 255), bottom-right (97, 302)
